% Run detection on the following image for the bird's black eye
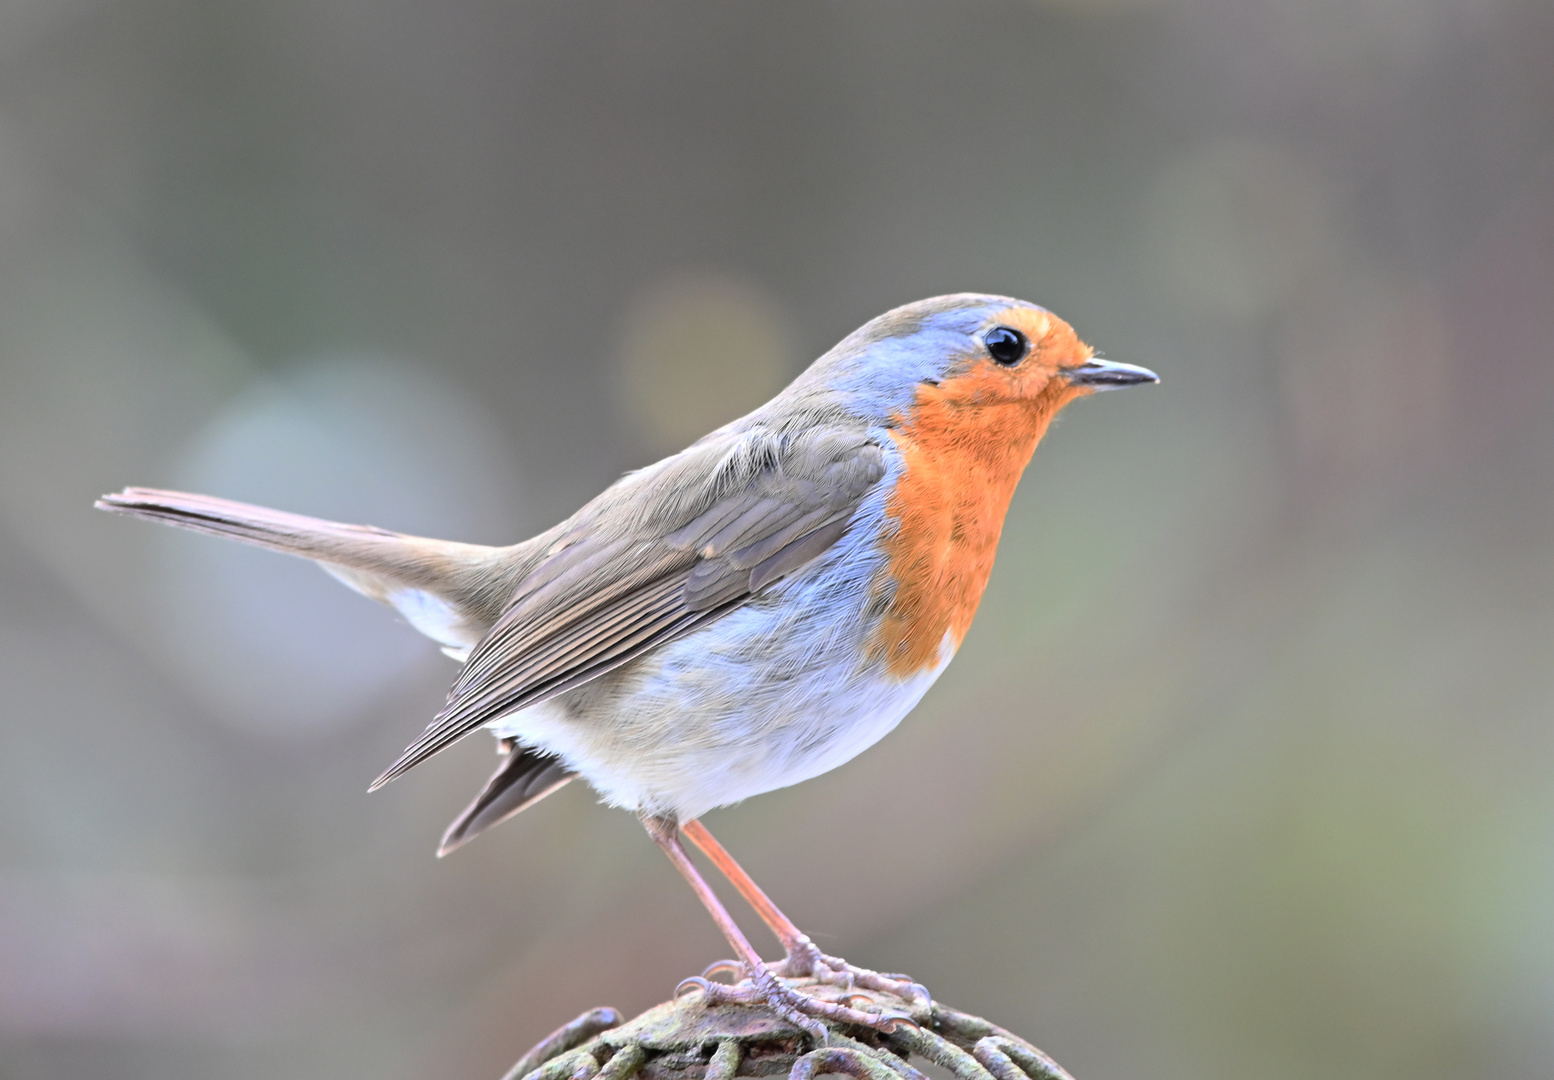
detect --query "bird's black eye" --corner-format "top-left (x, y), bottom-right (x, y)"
top-left (984, 326), bottom-right (1029, 366)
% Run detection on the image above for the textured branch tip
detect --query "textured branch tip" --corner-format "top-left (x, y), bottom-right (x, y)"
top-left (503, 980), bottom-right (1074, 1080)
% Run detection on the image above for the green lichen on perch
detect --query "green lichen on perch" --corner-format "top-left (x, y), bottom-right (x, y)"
top-left (502, 979), bottom-right (1074, 1080)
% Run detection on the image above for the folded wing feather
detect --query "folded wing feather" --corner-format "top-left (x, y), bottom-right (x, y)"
top-left (370, 424), bottom-right (885, 789)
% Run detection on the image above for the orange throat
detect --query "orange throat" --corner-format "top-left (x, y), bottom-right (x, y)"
top-left (870, 382), bottom-right (1066, 677)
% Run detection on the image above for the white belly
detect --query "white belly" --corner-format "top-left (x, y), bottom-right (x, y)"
top-left (488, 541), bottom-right (954, 820)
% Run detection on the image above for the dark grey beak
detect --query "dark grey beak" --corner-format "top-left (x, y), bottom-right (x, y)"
top-left (1064, 358), bottom-right (1159, 390)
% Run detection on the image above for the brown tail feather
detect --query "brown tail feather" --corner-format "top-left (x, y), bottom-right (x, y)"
top-left (96, 486), bottom-right (522, 650)
top-left (99, 486), bottom-right (451, 567)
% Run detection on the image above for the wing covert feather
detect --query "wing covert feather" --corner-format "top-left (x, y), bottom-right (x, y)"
top-left (370, 426), bottom-right (885, 789)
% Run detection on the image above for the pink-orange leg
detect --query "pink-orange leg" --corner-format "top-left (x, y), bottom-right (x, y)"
top-left (642, 815), bottom-right (916, 1037)
top-left (680, 819), bottom-right (817, 965)
top-left (678, 818), bottom-right (931, 1005)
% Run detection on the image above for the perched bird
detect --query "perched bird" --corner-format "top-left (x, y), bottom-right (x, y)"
top-left (98, 293), bottom-right (1155, 1034)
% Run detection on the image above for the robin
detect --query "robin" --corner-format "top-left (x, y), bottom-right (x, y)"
top-left (98, 293), bottom-right (1156, 1035)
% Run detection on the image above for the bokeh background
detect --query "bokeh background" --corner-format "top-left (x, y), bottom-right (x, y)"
top-left (1, 2), bottom-right (1552, 1078)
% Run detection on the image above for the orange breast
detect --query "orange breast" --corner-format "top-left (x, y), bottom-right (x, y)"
top-left (869, 373), bottom-right (1066, 677)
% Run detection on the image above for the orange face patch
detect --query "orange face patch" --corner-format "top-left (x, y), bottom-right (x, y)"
top-left (869, 307), bottom-right (1095, 676)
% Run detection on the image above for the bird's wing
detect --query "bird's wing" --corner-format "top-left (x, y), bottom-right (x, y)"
top-left (370, 423), bottom-right (886, 789)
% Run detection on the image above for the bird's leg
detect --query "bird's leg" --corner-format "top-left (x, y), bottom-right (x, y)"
top-left (679, 819), bottom-right (816, 968)
top-left (679, 818), bottom-right (931, 1009)
top-left (642, 815), bottom-right (915, 1037)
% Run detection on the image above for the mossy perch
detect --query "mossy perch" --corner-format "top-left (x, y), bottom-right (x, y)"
top-left (502, 978), bottom-right (1074, 1080)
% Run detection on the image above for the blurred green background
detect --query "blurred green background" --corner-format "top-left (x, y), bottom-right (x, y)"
top-left (1, 3), bottom-right (1551, 1079)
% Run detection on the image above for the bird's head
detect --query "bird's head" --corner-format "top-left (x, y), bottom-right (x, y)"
top-left (789, 293), bottom-right (1156, 448)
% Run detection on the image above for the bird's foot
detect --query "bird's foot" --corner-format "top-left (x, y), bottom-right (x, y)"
top-left (768, 936), bottom-right (932, 1015)
top-left (676, 960), bottom-right (921, 1042)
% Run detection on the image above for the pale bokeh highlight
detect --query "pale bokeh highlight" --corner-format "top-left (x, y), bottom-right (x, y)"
top-left (616, 273), bottom-right (796, 453)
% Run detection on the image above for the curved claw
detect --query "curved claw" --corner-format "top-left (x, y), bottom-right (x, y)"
top-left (701, 959), bottom-right (747, 982)
top-left (675, 976), bottom-right (716, 1000)
top-left (809, 953), bottom-right (931, 1011)
top-left (844, 969), bottom-right (931, 1008)
top-left (798, 1016), bottom-right (830, 1045)
top-left (872, 980), bottom-right (930, 1011)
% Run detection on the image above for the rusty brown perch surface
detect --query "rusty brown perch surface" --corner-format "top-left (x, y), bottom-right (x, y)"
top-left (501, 978), bottom-right (1073, 1080)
